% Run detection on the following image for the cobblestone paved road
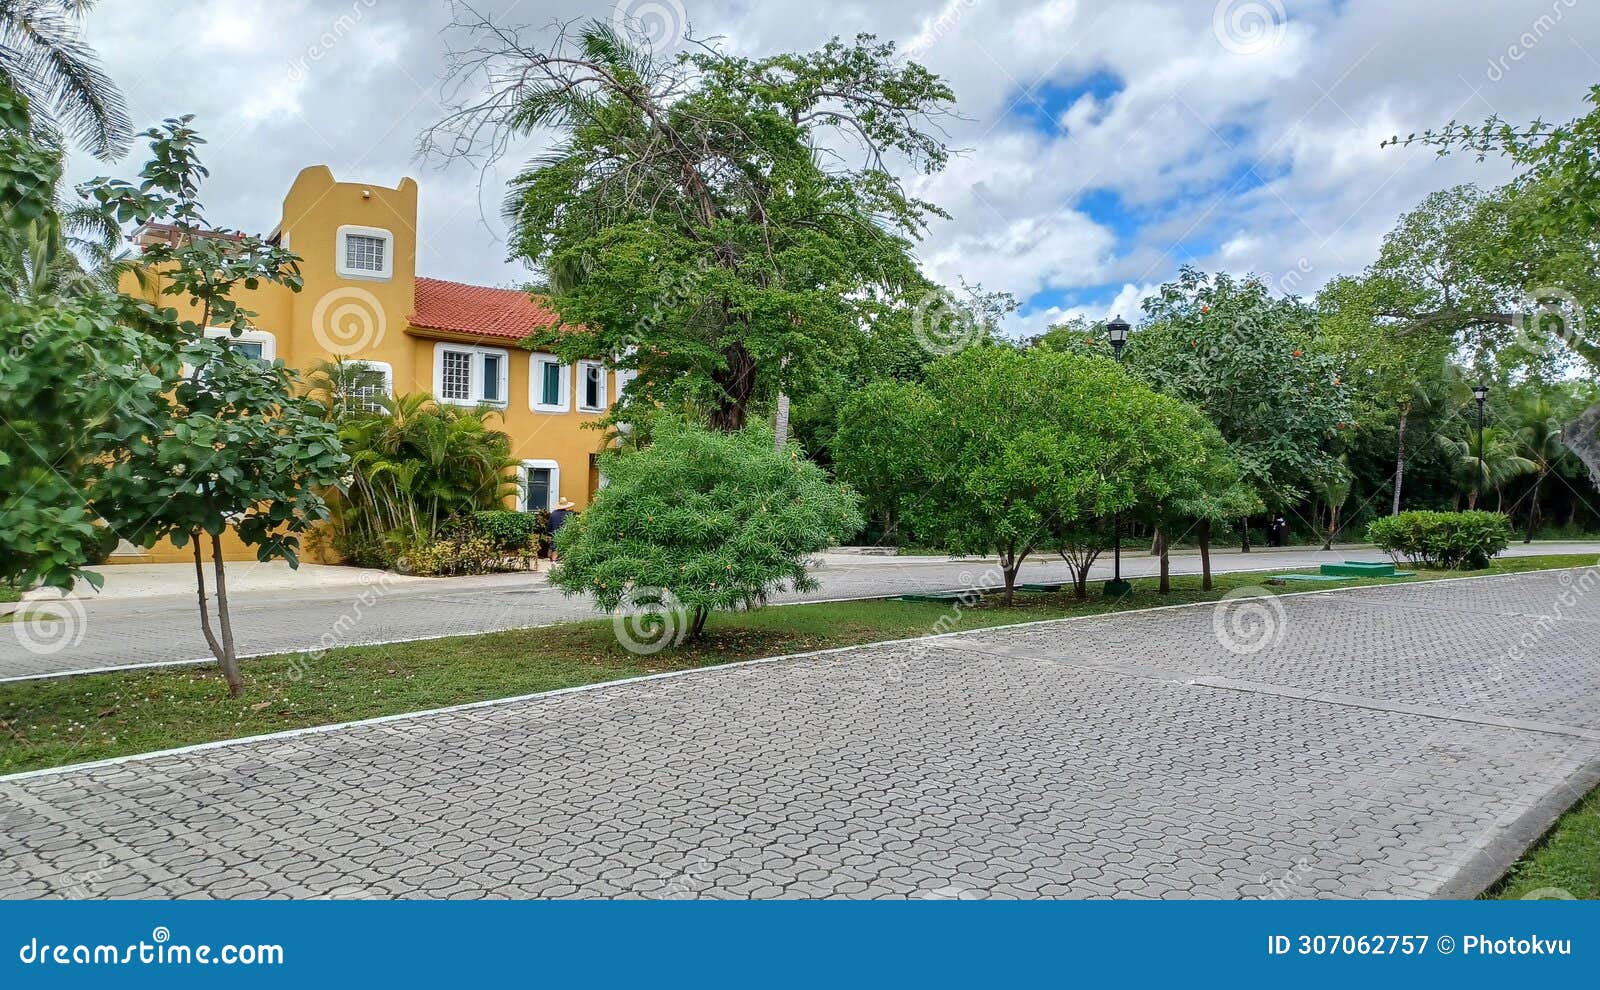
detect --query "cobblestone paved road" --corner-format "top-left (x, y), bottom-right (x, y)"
top-left (3, 568), bottom-right (1598, 899)
top-left (5, 542), bottom-right (1597, 681)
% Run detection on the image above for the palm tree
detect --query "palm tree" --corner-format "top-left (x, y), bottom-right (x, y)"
top-left (1438, 426), bottom-right (1537, 510)
top-left (333, 393), bottom-right (520, 560)
top-left (1, 0), bottom-right (130, 160)
top-left (1515, 396), bottom-right (1566, 542)
top-left (0, 197), bottom-right (127, 299)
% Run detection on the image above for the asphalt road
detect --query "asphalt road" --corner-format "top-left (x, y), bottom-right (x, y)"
top-left (3, 542), bottom-right (1597, 681)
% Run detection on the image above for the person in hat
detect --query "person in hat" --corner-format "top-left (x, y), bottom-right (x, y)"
top-left (547, 497), bottom-right (577, 561)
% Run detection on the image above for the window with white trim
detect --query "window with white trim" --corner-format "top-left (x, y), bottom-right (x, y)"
top-left (347, 360), bottom-right (393, 413)
top-left (433, 342), bottom-right (509, 406)
top-left (577, 359), bottom-right (607, 412)
top-left (335, 225), bottom-right (393, 280)
top-left (530, 353), bottom-right (570, 413)
top-left (203, 326), bottom-right (277, 363)
top-left (615, 368), bottom-right (638, 396)
top-left (520, 459), bottom-right (561, 512)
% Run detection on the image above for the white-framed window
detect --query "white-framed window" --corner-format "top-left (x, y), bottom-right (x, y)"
top-left (335, 224), bottom-right (393, 281)
top-left (519, 459), bottom-right (561, 512)
top-left (433, 342), bottom-right (509, 406)
top-left (530, 352), bottom-right (570, 413)
top-left (577, 359), bottom-right (608, 412)
top-left (203, 326), bottom-right (277, 363)
top-left (346, 360), bottom-right (393, 413)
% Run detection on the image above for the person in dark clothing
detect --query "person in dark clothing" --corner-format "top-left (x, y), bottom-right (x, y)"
top-left (547, 497), bottom-right (576, 562)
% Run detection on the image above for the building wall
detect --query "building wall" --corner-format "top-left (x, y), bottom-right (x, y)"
top-left (110, 166), bottom-right (614, 565)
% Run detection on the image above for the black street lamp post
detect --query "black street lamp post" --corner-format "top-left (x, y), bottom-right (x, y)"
top-left (1104, 316), bottom-right (1132, 598)
top-left (1472, 383), bottom-right (1488, 507)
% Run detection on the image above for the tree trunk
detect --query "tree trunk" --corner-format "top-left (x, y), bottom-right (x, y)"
top-left (774, 391), bottom-right (791, 452)
top-left (1072, 571), bottom-right (1088, 600)
top-left (689, 606), bottom-right (709, 640)
top-left (1322, 503), bottom-right (1339, 551)
top-left (210, 532), bottom-right (243, 697)
top-left (1525, 471), bottom-right (1544, 543)
top-left (708, 342), bottom-right (756, 432)
top-left (1155, 527), bottom-right (1170, 594)
top-left (1198, 519), bottom-right (1213, 591)
top-left (1000, 549), bottom-right (1018, 606)
top-left (1240, 518), bottom-right (1251, 553)
top-left (191, 535), bottom-right (225, 664)
top-left (1392, 407), bottom-right (1408, 515)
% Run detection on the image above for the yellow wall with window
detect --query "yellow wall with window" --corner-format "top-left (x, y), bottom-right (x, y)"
top-left (111, 166), bottom-right (617, 565)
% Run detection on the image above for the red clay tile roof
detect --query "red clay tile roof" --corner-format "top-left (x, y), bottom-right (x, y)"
top-left (410, 276), bottom-right (564, 341)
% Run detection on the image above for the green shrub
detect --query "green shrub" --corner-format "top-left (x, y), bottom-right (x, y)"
top-left (1366, 510), bottom-right (1512, 570)
top-left (473, 509), bottom-right (548, 553)
top-left (550, 420), bottom-right (862, 641)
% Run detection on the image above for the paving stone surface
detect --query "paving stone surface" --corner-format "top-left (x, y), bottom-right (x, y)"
top-left (1, 568), bottom-right (1598, 900)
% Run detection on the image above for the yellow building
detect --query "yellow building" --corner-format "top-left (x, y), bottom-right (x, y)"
top-left (114, 165), bottom-right (624, 564)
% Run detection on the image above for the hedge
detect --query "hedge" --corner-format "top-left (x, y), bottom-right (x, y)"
top-left (1365, 510), bottom-right (1512, 570)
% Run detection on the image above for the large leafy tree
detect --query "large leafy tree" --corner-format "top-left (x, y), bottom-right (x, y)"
top-left (549, 420), bottom-right (862, 643)
top-left (0, 0), bottom-right (129, 159)
top-left (1389, 85), bottom-right (1600, 488)
top-left (1128, 267), bottom-right (1352, 543)
top-left (0, 84), bottom-right (163, 591)
top-left (842, 347), bottom-right (1218, 604)
top-left (422, 13), bottom-right (955, 432)
top-left (82, 119), bottom-right (346, 696)
top-left (1316, 188), bottom-right (1504, 514)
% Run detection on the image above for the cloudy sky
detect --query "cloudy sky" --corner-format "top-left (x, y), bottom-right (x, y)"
top-left (70, 0), bottom-right (1600, 337)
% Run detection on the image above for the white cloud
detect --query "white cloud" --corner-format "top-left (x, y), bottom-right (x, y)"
top-left (68, 0), bottom-right (1600, 308)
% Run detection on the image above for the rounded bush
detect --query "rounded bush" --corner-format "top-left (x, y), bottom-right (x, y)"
top-left (1366, 510), bottom-right (1512, 570)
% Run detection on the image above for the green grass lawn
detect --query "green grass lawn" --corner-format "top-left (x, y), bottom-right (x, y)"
top-left (1488, 784), bottom-right (1600, 900)
top-left (0, 553), bottom-right (1592, 777)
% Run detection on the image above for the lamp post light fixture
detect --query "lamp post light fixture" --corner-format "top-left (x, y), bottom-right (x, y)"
top-left (1106, 314), bottom-right (1130, 361)
top-left (1104, 315), bottom-right (1133, 598)
top-left (1472, 383), bottom-right (1489, 507)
